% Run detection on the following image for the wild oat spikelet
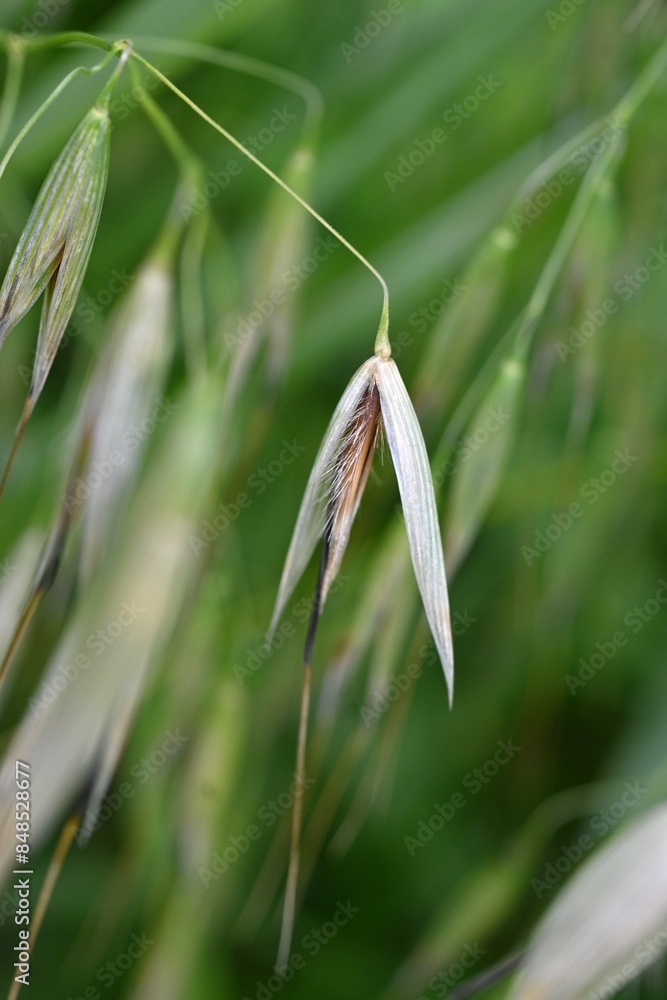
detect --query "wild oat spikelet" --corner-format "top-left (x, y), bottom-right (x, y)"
top-left (0, 85), bottom-right (112, 478)
top-left (271, 353), bottom-right (454, 702)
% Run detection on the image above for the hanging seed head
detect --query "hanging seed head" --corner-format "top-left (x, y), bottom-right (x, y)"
top-left (0, 88), bottom-right (112, 409)
top-left (272, 354), bottom-right (454, 702)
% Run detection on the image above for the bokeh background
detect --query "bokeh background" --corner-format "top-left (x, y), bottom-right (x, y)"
top-left (0, 1), bottom-right (666, 998)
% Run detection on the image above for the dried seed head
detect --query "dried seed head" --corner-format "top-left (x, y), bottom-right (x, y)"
top-left (272, 354), bottom-right (454, 701)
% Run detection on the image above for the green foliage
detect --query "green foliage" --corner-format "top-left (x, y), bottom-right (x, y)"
top-left (0, 2), bottom-right (666, 999)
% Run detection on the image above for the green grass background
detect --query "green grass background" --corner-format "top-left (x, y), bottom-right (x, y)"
top-left (0, 1), bottom-right (666, 998)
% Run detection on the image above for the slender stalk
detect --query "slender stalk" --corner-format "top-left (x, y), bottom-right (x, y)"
top-left (277, 659), bottom-right (312, 971)
top-left (0, 398), bottom-right (30, 503)
top-left (0, 589), bottom-right (41, 693)
top-left (446, 951), bottom-right (525, 1000)
top-left (0, 508), bottom-right (69, 695)
top-left (0, 31), bottom-right (117, 56)
top-left (130, 51), bottom-right (390, 354)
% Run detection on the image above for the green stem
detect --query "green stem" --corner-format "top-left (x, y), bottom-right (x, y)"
top-left (517, 138), bottom-right (622, 352)
top-left (614, 34), bottom-right (667, 124)
top-left (130, 50), bottom-right (390, 356)
top-left (0, 31), bottom-right (117, 56)
top-left (435, 141), bottom-right (620, 467)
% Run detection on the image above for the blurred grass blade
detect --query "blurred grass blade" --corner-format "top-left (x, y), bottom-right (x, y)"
top-left (75, 250), bottom-right (176, 581)
top-left (560, 176), bottom-right (619, 446)
top-left (315, 520), bottom-right (409, 729)
top-left (0, 530), bottom-right (41, 695)
top-left (0, 375), bottom-right (224, 873)
top-left (256, 143), bottom-right (315, 385)
top-left (444, 352), bottom-right (526, 573)
top-left (415, 225), bottom-right (517, 422)
top-left (511, 802), bottom-right (667, 1000)
top-left (0, 87), bottom-right (112, 494)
